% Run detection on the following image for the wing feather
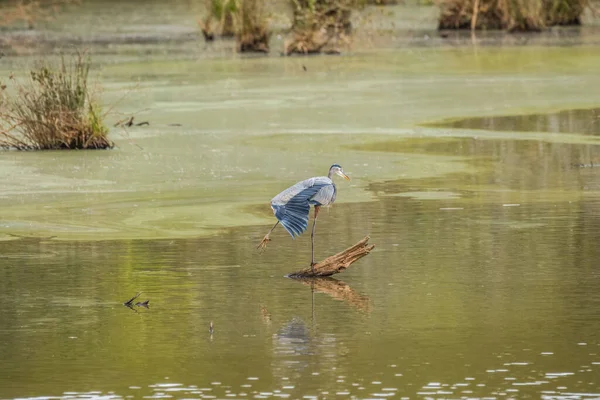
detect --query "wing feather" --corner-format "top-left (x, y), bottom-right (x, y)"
top-left (271, 176), bottom-right (333, 239)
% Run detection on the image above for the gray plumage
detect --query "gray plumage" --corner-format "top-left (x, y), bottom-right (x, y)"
top-left (271, 176), bottom-right (337, 238)
top-left (258, 164), bottom-right (350, 270)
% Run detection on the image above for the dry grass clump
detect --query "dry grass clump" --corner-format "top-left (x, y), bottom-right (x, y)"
top-left (0, 53), bottom-right (112, 150)
top-left (0, 0), bottom-right (77, 29)
top-left (285, 0), bottom-right (355, 55)
top-left (197, 0), bottom-right (237, 40)
top-left (198, 0), bottom-right (270, 53)
top-left (235, 0), bottom-right (270, 52)
top-left (437, 0), bottom-right (594, 31)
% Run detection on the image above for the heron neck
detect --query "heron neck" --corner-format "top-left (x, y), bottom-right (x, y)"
top-left (328, 170), bottom-right (334, 179)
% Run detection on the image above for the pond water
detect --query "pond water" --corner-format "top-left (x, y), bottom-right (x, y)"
top-left (2, 2), bottom-right (600, 399)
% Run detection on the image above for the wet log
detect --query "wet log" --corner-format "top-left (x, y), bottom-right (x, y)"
top-left (288, 236), bottom-right (374, 278)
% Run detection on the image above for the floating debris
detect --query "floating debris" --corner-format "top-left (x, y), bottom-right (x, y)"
top-left (114, 116), bottom-right (149, 127)
top-left (135, 300), bottom-right (150, 308)
top-left (123, 292), bottom-right (142, 307)
top-left (123, 292), bottom-right (150, 310)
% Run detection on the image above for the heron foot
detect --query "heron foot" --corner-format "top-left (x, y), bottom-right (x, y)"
top-left (257, 234), bottom-right (271, 251)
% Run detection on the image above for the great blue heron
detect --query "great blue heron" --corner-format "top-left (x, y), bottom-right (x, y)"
top-left (257, 164), bottom-right (350, 273)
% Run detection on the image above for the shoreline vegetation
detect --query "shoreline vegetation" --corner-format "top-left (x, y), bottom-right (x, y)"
top-left (0, 1), bottom-right (597, 55)
top-left (199, 0), bottom-right (596, 53)
top-left (284, 0), bottom-right (354, 55)
top-left (198, 0), bottom-right (270, 52)
top-left (437, 0), bottom-right (597, 32)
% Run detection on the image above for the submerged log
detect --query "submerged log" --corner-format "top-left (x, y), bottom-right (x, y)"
top-left (288, 236), bottom-right (374, 278)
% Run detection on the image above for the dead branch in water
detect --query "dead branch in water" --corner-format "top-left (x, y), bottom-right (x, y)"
top-left (290, 276), bottom-right (371, 312)
top-left (288, 235), bottom-right (374, 278)
top-left (113, 116), bottom-right (149, 127)
top-left (123, 292), bottom-right (142, 307)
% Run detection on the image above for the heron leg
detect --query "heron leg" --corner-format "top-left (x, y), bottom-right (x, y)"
top-left (257, 221), bottom-right (279, 250)
top-left (310, 206), bottom-right (321, 273)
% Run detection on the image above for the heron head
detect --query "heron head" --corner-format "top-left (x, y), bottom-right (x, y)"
top-left (330, 164), bottom-right (350, 181)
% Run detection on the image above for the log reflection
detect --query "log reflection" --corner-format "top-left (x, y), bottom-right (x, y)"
top-left (290, 276), bottom-right (372, 313)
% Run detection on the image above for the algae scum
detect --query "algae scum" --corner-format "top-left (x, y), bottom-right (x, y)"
top-left (3, 47), bottom-right (600, 240)
top-left (2, 3), bottom-right (600, 398)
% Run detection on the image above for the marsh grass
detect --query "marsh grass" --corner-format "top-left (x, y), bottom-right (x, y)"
top-left (235, 0), bottom-right (270, 52)
top-left (198, 0), bottom-right (270, 52)
top-left (0, 52), bottom-right (112, 150)
top-left (437, 0), bottom-right (595, 31)
top-left (285, 0), bottom-right (355, 55)
top-left (198, 0), bottom-right (237, 40)
top-left (545, 0), bottom-right (590, 25)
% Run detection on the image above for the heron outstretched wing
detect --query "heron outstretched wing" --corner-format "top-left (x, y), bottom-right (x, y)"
top-left (271, 177), bottom-right (333, 238)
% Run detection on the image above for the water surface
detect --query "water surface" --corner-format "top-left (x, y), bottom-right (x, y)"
top-left (2, 2), bottom-right (600, 399)
top-left (427, 108), bottom-right (600, 136)
top-left (2, 191), bottom-right (600, 399)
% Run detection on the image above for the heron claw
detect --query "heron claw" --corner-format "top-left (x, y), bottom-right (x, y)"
top-left (257, 235), bottom-right (271, 251)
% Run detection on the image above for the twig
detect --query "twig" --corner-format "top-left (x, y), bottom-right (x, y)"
top-left (123, 292), bottom-right (142, 306)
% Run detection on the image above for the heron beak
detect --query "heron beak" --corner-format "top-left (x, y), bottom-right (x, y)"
top-left (338, 170), bottom-right (350, 180)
